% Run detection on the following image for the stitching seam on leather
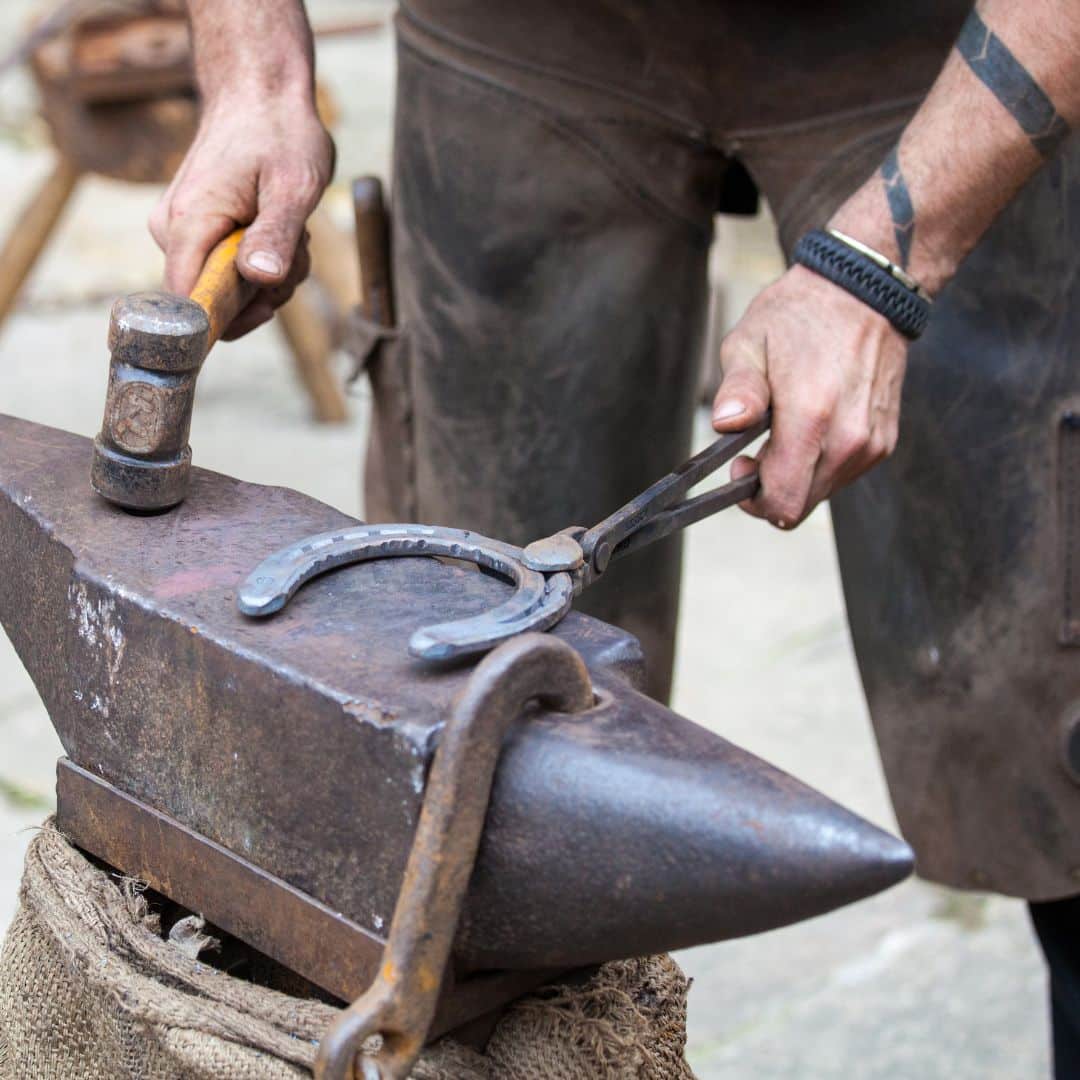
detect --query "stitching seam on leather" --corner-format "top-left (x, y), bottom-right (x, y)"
top-left (398, 38), bottom-right (713, 239)
top-left (725, 95), bottom-right (925, 144)
top-left (773, 122), bottom-right (907, 252)
top-left (397, 2), bottom-right (709, 142)
top-left (1061, 415), bottom-right (1078, 642)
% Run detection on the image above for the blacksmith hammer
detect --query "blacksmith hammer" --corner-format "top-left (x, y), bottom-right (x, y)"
top-left (90, 229), bottom-right (255, 511)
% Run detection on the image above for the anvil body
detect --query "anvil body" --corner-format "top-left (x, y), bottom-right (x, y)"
top-left (0, 414), bottom-right (911, 977)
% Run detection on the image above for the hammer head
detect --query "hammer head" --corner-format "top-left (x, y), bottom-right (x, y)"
top-left (90, 291), bottom-right (209, 512)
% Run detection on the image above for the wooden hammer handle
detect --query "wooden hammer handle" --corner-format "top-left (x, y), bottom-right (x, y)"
top-left (188, 229), bottom-right (258, 347)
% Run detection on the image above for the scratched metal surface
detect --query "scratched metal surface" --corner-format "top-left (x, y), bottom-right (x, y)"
top-left (0, 413), bottom-right (911, 972)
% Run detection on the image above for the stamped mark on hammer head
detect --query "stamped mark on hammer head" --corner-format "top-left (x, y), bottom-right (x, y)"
top-left (112, 382), bottom-right (164, 454)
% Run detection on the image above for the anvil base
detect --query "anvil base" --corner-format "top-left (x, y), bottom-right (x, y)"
top-left (55, 758), bottom-right (564, 1039)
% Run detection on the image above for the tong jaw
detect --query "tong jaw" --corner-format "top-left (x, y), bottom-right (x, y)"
top-left (521, 529), bottom-right (584, 572)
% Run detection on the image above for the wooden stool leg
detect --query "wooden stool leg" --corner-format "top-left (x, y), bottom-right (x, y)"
top-left (0, 157), bottom-right (80, 331)
top-left (275, 286), bottom-right (349, 424)
top-left (306, 205), bottom-right (359, 313)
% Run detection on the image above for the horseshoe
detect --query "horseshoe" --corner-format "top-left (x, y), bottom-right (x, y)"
top-left (237, 523), bottom-right (576, 661)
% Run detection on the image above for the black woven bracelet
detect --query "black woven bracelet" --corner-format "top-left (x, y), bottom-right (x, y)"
top-left (792, 229), bottom-right (931, 340)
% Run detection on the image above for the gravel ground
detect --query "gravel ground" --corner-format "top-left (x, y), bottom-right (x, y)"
top-left (0, 4), bottom-right (1051, 1076)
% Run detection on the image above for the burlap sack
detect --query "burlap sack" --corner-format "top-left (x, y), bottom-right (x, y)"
top-left (0, 823), bottom-right (694, 1078)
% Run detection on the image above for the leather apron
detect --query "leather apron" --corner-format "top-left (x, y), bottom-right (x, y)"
top-left (361, 1), bottom-right (1080, 897)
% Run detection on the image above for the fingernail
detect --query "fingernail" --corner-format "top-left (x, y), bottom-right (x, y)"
top-left (713, 400), bottom-right (747, 422)
top-left (247, 250), bottom-right (282, 276)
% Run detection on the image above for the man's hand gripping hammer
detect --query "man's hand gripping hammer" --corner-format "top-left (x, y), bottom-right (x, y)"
top-left (90, 230), bottom-right (256, 511)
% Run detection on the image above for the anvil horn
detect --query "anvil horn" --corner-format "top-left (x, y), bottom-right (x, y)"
top-left (0, 413), bottom-right (911, 978)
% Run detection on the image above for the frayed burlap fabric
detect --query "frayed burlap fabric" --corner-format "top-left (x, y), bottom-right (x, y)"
top-left (0, 822), bottom-right (694, 1078)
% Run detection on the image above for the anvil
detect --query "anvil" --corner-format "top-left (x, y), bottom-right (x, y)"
top-left (0, 413), bottom-right (911, 1031)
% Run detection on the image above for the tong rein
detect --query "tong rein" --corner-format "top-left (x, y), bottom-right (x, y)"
top-left (521, 413), bottom-right (769, 585)
top-left (238, 414), bottom-right (769, 659)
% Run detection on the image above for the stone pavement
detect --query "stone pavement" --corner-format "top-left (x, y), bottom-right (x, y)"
top-left (0, 3), bottom-right (1051, 1076)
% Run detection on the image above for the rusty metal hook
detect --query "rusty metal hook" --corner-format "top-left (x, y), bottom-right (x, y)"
top-left (313, 633), bottom-right (594, 1080)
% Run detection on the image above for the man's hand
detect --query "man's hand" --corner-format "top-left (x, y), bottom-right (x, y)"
top-left (148, 0), bottom-right (333, 338)
top-left (710, 0), bottom-right (1080, 529)
top-left (149, 98), bottom-right (333, 338)
top-left (711, 265), bottom-right (907, 530)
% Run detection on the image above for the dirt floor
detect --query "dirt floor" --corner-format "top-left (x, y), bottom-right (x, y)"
top-left (0, 3), bottom-right (1051, 1076)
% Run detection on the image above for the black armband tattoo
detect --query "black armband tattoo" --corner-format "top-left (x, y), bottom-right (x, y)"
top-left (956, 9), bottom-right (1070, 158)
top-left (880, 147), bottom-right (915, 269)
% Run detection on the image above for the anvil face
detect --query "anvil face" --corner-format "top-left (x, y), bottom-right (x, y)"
top-left (0, 414), bottom-right (912, 974)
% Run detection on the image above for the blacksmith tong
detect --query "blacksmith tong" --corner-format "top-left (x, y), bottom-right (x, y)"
top-left (238, 413), bottom-right (770, 661)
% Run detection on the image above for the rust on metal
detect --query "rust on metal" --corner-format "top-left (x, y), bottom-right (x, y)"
top-left (0, 414), bottom-right (912, 998)
top-left (90, 291), bottom-right (208, 509)
top-left (316, 633), bottom-right (594, 1079)
top-left (56, 758), bottom-right (556, 1038)
top-left (91, 231), bottom-right (254, 511)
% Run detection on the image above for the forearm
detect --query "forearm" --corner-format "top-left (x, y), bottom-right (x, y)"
top-left (830, 0), bottom-right (1080, 295)
top-left (187, 0), bottom-right (316, 105)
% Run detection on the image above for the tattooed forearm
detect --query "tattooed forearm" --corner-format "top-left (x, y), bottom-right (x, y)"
top-left (880, 147), bottom-right (915, 268)
top-left (956, 9), bottom-right (1070, 158)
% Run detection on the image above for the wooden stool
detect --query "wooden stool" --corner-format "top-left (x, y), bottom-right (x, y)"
top-left (0, 4), bottom-right (358, 423)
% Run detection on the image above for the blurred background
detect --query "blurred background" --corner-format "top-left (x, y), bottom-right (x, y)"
top-left (0, 2), bottom-right (1050, 1076)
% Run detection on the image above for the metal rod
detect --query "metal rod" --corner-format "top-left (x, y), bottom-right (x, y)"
top-left (609, 472), bottom-right (760, 564)
top-left (315, 634), bottom-right (594, 1080)
top-left (579, 413), bottom-right (769, 568)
